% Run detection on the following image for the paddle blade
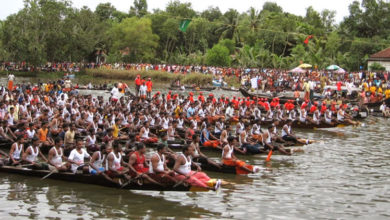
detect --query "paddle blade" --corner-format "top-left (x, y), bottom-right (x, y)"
top-left (266, 150), bottom-right (273, 161)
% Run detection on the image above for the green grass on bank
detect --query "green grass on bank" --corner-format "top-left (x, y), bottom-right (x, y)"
top-left (0, 69), bottom-right (241, 87)
top-left (85, 69), bottom-right (214, 86)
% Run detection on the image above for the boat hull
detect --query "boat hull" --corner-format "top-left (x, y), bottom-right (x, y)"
top-left (0, 165), bottom-right (201, 192)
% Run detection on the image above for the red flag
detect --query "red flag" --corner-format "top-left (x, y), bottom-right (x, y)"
top-left (304, 35), bottom-right (313, 44)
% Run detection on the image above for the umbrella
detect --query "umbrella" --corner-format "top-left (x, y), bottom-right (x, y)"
top-left (290, 67), bottom-right (306, 73)
top-left (326, 65), bottom-right (340, 71)
top-left (335, 68), bottom-right (346, 74)
top-left (298, 63), bottom-right (312, 68)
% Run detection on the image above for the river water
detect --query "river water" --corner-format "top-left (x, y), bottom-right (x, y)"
top-left (0, 76), bottom-right (389, 219)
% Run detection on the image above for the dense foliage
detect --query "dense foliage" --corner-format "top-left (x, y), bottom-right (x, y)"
top-left (1, 0), bottom-right (389, 71)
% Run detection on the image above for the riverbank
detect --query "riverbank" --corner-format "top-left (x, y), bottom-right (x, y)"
top-left (85, 69), bottom-right (214, 86)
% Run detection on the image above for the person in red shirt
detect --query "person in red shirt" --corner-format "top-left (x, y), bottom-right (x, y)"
top-left (309, 102), bottom-right (318, 114)
top-left (245, 97), bottom-right (251, 107)
top-left (128, 143), bottom-right (149, 176)
top-left (336, 81), bottom-right (342, 92)
top-left (145, 78), bottom-right (153, 99)
top-left (189, 92), bottom-right (194, 103)
top-left (167, 91), bottom-right (172, 101)
top-left (198, 92), bottom-right (205, 103)
top-left (263, 99), bottom-right (270, 111)
top-left (301, 101), bottom-right (308, 110)
top-left (135, 75), bottom-right (141, 96)
top-left (320, 103), bottom-right (327, 115)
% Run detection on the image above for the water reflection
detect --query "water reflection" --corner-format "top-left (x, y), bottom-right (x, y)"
top-left (0, 174), bottom-right (220, 219)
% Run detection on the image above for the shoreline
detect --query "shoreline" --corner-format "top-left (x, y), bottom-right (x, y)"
top-left (0, 69), bottom-right (240, 87)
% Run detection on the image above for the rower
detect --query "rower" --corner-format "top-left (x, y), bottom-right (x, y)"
top-left (38, 122), bottom-right (54, 148)
top-left (148, 144), bottom-right (177, 185)
top-left (8, 136), bottom-right (25, 165)
top-left (219, 125), bottom-right (231, 145)
top-left (139, 121), bottom-right (158, 144)
top-left (337, 105), bottom-right (358, 125)
top-left (68, 139), bottom-right (90, 173)
top-left (262, 125), bottom-right (291, 155)
top-left (48, 137), bottom-right (70, 172)
top-left (106, 141), bottom-right (130, 180)
top-left (0, 120), bottom-right (16, 142)
top-left (282, 120), bottom-right (308, 145)
top-left (86, 128), bottom-right (98, 153)
top-left (240, 125), bottom-right (261, 154)
top-left (89, 144), bottom-right (107, 175)
top-left (222, 136), bottom-right (258, 174)
top-left (200, 124), bottom-right (221, 149)
top-left (128, 143), bottom-right (149, 176)
top-left (190, 135), bottom-right (222, 169)
top-left (128, 143), bottom-right (163, 186)
top-left (324, 108), bottom-right (334, 125)
top-left (173, 145), bottom-right (220, 190)
top-left (312, 107), bottom-right (321, 125)
top-left (167, 120), bottom-right (181, 143)
top-left (22, 137), bottom-right (48, 169)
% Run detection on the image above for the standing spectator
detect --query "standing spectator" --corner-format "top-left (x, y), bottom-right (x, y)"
top-left (146, 78), bottom-right (153, 99)
top-left (135, 75), bottom-right (141, 96)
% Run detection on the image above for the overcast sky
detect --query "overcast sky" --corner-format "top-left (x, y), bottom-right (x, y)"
top-left (0, 0), bottom-right (357, 23)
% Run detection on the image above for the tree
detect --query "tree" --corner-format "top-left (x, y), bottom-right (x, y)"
top-left (206, 44), bottom-right (231, 66)
top-left (262, 2), bottom-right (282, 13)
top-left (109, 17), bottom-right (159, 62)
top-left (369, 62), bottom-right (386, 71)
top-left (95, 3), bottom-right (116, 21)
top-left (129, 0), bottom-right (148, 18)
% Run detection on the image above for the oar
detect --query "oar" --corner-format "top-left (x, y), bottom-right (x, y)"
top-left (173, 171), bottom-right (198, 188)
top-left (265, 150), bottom-right (273, 162)
top-left (41, 168), bottom-right (58, 180)
top-left (120, 175), bottom-right (143, 189)
top-left (0, 149), bottom-right (9, 158)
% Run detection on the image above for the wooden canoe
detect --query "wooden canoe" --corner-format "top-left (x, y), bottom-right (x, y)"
top-left (0, 165), bottom-right (208, 192)
top-left (259, 119), bottom-right (349, 129)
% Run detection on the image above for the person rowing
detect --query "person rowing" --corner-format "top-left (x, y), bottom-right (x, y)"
top-left (128, 143), bottom-right (149, 175)
top-left (128, 143), bottom-right (164, 186)
top-left (262, 125), bottom-right (291, 155)
top-left (139, 121), bottom-right (158, 144)
top-left (324, 108), bottom-right (334, 125)
top-left (106, 141), bottom-right (130, 182)
top-left (88, 144), bottom-right (118, 184)
top-left (240, 125), bottom-right (262, 154)
top-left (167, 120), bottom-right (182, 143)
top-left (48, 137), bottom-right (71, 172)
top-left (282, 120), bottom-right (312, 145)
top-left (222, 136), bottom-right (259, 174)
top-left (200, 123), bottom-right (221, 149)
top-left (67, 139), bottom-right (91, 173)
top-left (22, 137), bottom-right (48, 169)
top-left (148, 144), bottom-right (177, 185)
top-left (173, 145), bottom-right (221, 190)
top-left (8, 135), bottom-right (25, 165)
top-left (337, 106), bottom-right (358, 125)
top-left (0, 120), bottom-right (16, 143)
top-left (190, 135), bottom-right (222, 169)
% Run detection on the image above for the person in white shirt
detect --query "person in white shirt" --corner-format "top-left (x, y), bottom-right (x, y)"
top-left (139, 82), bottom-right (147, 99)
top-left (68, 139), bottom-right (91, 173)
top-left (250, 76), bottom-right (258, 90)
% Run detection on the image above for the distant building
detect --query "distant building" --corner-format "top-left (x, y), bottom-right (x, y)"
top-left (368, 47), bottom-right (390, 71)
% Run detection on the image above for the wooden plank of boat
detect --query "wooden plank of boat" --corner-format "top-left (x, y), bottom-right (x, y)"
top-left (0, 165), bottom-right (207, 192)
top-left (221, 87), bottom-right (239, 92)
top-left (364, 97), bottom-right (390, 108)
top-left (259, 119), bottom-right (347, 129)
